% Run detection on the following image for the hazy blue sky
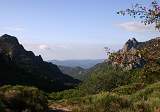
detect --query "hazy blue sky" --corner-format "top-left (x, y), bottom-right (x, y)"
top-left (0, 0), bottom-right (159, 60)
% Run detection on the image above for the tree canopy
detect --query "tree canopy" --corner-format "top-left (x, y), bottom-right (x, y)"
top-left (118, 0), bottom-right (160, 31)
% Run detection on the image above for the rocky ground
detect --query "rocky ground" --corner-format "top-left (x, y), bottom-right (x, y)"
top-left (49, 103), bottom-right (72, 112)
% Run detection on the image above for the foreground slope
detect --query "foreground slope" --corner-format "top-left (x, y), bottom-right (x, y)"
top-left (48, 37), bottom-right (160, 112)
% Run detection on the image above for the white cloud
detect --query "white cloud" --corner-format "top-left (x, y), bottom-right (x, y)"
top-left (38, 44), bottom-right (50, 50)
top-left (22, 43), bottom-right (108, 60)
top-left (23, 43), bottom-right (50, 51)
top-left (117, 21), bottom-right (153, 32)
top-left (3, 26), bottom-right (25, 32)
top-left (23, 43), bottom-right (69, 51)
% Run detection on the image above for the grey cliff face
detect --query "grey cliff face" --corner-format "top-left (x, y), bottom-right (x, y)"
top-left (0, 34), bottom-right (43, 65)
top-left (122, 38), bottom-right (139, 52)
top-left (111, 38), bottom-right (146, 70)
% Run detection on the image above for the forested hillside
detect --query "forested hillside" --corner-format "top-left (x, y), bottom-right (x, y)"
top-left (48, 37), bottom-right (160, 112)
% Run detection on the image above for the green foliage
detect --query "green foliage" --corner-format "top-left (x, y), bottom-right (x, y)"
top-left (48, 89), bottom-right (84, 101)
top-left (1, 35), bottom-right (160, 112)
top-left (58, 66), bottom-right (87, 81)
top-left (156, 58), bottom-right (160, 65)
top-left (130, 82), bottom-right (160, 102)
top-left (118, 0), bottom-right (160, 30)
top-left (0, 85), bottom-right (48, 112)
top-left (138, 64), bottom-right (160, 84)
top-left (70, 92), bottom-right (131, 112)
top-left (133, 101), bottom-right (151, 112)
top-left (48, 56), bottom-right (160, 112)
top-left (0, 100), bottom-right (4, 112)
top-left (112, 83), bottom-right (146, 95)
top-left (128, 82), bottom-right (160, 112)
top-left (52, 82), bottom-right (160, 112)
top-left (80, 64), bottom-right (131, 94)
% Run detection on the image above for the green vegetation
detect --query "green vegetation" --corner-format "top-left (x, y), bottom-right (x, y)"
top-left (0, 29), bottom-right (160, 112)
top-left (79, 64), bottom-right (131, 94)
top-left (0, 0), bottom-right (159, 111)
top-left (70, 92), bottom-right (131, 112)
top-left (1, 36), bottom-right (160, 111)
top-left (48, 82), bottom-right (160, 112)
top-left (48, 89), bottom-right (84, 101)
top-left (0, 85), bottom-right (48, 112)
top-left (112, 83), bottom-right (146, 95)
top-left (58, 65), bottom-right (87, 81)
top-left (118, 0), bottom-right (160, 30)
top-left (0, 100), bottom-right (4, 112)
top-left (48, 52), bottom-right (160, 112)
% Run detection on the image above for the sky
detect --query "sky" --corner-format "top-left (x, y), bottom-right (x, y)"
top-left (0, 0), bottom-right (159, 60)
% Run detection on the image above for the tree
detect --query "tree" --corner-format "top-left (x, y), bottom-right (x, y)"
top-left (118, 0), bottom-right (160, 31)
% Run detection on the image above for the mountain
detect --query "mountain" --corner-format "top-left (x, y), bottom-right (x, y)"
top-left (58, 65), bottom-right (87, 80)
top-left (109, 37), bottom-right (160, 70)
top-left (80, 37), bottom-right (160, 94)
top-left (49, 59), bottom-right (104, 69)
top-left (48, 37), bottom-right (160, 112)
top-left (0, 34), bottom-right (80, 92)
top-left (50, 59), bottom-right (104, 80)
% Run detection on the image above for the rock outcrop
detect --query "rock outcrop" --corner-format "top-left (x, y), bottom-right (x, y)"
top-left (109, 37), bottom-right (159, 70)
top-left (0, 34), bottom-right (43, 64)
top-left (121, 38), bottom-right (139, 52)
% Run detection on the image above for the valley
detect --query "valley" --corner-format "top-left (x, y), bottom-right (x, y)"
top-left (0, 34), bottom-right (160, 112)
top-left (0, 0), bottom-right (159, 112)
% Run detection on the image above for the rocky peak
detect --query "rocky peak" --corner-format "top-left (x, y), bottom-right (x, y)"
top-left (0, 34), bottom-right (80, 91)
top-left (122, 38), bottom-right (139, 52)
top-left (0, 34), bottom-right (19, 45)
top-left (155, 37), bottom-right (160, 40)
top-left (110, 38), bottom-right (147, 70)
top-left (0, 34), bottom-right (43, 64)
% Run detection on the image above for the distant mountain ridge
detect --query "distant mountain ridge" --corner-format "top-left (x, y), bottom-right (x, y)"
top-left (0, 34), bottom-right (80, 92)
top-left (58, 65), bottom-right (87, 80)
top-left (49, 59), bottom-right (104, 69)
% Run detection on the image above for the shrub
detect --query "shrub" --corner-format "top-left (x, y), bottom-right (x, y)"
top-left (71, 92), bottom-right (131, 112)
top-left (48, 89), bottom-right (84, 101)
top-left (0, 85), bottom-right (48, 112)
top-left (133, 101), bottom-right (151, 112)
top-left (0, 100), bottom-right (4, 112)
top-left (112, 83), bottom-right (145, 95)
top-left (130, 82), bottom-right (160, 102)
top-left (80, 65), bottom-right (131, 94)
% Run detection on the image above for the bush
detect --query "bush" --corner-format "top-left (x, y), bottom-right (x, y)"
top-left (0, 85), bottom-right (48, 112)
top-left (133, 101), bottom-right (151, 112)
top-left (130, 82), bottom-right (160, 102)
top-left (80, 65), bottom-right (131, 94)
top-left (48, 89), bottom-right (84, 101)
top-left (57, 82), bottom-right (160, 112)
top-left (128, 82), bottom-right (160, 112)
top-left (0, 100), bottom-right (4, 112)
top-left (156, 58), bottom-right (160, 65)
top-left (71, 92), bottom-right (131, 112)
top-left (112, 83), bottom-right (145, 95)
